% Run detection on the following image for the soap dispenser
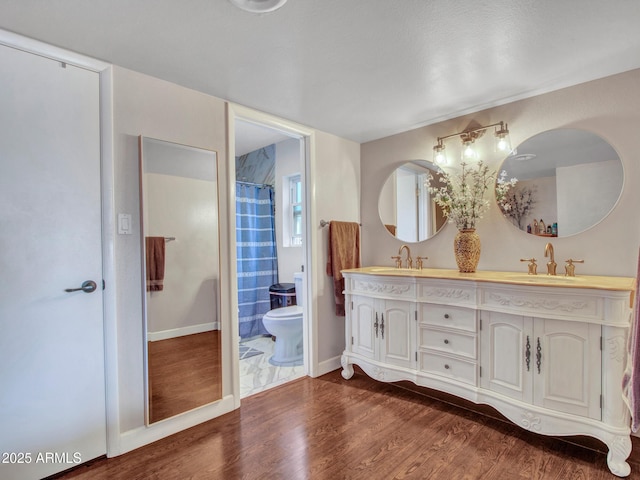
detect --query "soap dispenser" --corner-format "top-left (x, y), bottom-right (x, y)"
top-left (539, 219), bottom-right (546, 233)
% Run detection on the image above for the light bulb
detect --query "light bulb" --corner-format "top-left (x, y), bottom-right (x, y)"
top-left (494, 123), bottom-right (511, 153)
top-left (461, 141), bottom-right (478, 161)
top-left (433, 143), bottom-right (447, 165)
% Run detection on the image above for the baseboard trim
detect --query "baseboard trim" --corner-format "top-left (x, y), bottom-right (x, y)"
top-left (115, 394), bottom-right (236, 456)
top-left (148, 322), bottom-right (219, 342)
top-left (314, 355), bottom-right (342, 377)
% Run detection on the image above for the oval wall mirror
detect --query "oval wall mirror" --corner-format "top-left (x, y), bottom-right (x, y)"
top-left (139, 136), bottom-right (222, 424)
top-left (378, 160), bottom-right (447, 242)
top-left (496, 128), bottom-right (623, 238)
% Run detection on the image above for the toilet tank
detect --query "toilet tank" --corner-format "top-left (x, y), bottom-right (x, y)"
top-left (293, 272), bottom-right (303, 307)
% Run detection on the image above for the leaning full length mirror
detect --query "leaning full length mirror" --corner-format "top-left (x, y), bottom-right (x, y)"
top-left (497, 129), bottom-right (623, 238)
top-left (378, 160), bottom-right (447, 242)
top-left (139, 136), bottom-right (221, 424)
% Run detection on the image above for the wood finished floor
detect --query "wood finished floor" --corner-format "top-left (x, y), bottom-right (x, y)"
top-left (148, 331), bottom-right (222, 423)
top-left (58, 369), bottom-right (640, 480)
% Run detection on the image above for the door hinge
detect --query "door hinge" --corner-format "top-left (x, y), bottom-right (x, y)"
top-left (600, 394), bottom-right (603, 409)
top-left (415, 351), bottom-right (418, 362)
top-left (479, 318), bottom-right (482, 331)
top-left (102, 279), bottom-right (106, 290)
top-left (351, 301), bottom-right (353, 310)
top-left (600, 336), bottom-right (603, 351)
top-left (479, 366), bottom-right (482, 377)
top-left (351, 336), bottom-right (354, 345)
top-left (415, 310), bottom-right (418, 321)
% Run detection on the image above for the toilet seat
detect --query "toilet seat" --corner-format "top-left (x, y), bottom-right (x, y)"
top-left (263, 305), bottom-right (302, 320)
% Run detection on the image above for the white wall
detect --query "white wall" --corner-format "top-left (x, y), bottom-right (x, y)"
top-left (361, 69), bottom-right (640, 278)
top-left (312, 131), bottom-right (361, 368)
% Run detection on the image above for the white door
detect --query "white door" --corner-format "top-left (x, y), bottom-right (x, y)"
top-left (0, 44), bottom-right (105, 480)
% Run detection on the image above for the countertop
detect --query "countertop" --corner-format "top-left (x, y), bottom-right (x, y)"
top-left (342, 266), bottom-right (636, 294)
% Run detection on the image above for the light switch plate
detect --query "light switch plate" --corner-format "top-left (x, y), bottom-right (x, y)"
top-left (118, 213), bottom-right (132, 235)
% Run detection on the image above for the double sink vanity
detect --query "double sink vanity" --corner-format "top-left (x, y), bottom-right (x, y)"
top-left (340, 262), bottom-right (636, 477)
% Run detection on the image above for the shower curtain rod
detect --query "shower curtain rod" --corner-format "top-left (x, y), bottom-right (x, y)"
top-left (236, 180), bottom-right (274, 188)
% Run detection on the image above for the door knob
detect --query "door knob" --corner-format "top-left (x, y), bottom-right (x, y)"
top-left (65, 280), bottom-right (97, 293)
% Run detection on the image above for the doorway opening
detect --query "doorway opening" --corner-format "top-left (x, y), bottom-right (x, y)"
top-left (233, 116), bottom-right (309, 398)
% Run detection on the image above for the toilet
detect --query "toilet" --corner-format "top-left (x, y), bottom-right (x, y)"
top-left (262, 272), bottom-right (303, 366)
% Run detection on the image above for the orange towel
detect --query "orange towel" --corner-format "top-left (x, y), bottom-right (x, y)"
top-left (384, 224), bottom-right (397, 236)
top-left (326, 221), bottom-right (360, 316)
top-left (146, 236), bottom-right (165, 292)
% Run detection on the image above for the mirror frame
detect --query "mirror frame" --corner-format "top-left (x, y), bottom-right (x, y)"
top-left (496, 128), bottom-right (624, 238)
top-left (139, 136), bottom-right (222, 425)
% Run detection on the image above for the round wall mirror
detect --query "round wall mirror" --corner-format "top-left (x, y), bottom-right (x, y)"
top-left (496, 128), bottom-right (623, 238)
top-left (378, 160), bottom-right (447, 242)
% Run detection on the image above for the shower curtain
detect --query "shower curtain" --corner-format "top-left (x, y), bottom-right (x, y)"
top-left (236, 183), bottom-right (279, 339)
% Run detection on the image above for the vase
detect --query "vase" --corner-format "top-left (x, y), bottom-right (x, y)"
top-left (454, 229), bottom-right (481, 273)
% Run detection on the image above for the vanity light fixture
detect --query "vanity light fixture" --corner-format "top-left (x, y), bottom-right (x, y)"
top-left (228, 0), bottom-right (288, 13)
top-left (433, 121), bottom-right (511, 165)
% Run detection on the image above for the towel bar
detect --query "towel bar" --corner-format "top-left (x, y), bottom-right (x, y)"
top-left (319, 220), bottom-right (361, 228)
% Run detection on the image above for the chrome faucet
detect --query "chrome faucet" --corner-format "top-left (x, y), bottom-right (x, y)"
top-left (544, 242), bottom-right (557, 275)
top-left (398, 244), bottom-right (413, 269)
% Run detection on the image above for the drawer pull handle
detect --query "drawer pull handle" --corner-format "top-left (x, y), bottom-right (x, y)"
top-left (444, 314), bottom-right (450, 319)
top-left (444, 364), bottom-right (450, 369)
top-left (444, 339), bottom-right (449, 344)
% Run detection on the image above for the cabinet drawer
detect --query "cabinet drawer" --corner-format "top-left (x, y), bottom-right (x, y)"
top-left (350, 277), bottom-right (416, 300)
top-left (419, 352), bottom-right (477, 385)
top-left (421, 305), bottom-right (477, 332)
top-left (419, 327), bottom-right (476, 359)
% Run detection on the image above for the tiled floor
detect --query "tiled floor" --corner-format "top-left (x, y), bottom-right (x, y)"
top-left (239, 336), bottom-right (305, 398)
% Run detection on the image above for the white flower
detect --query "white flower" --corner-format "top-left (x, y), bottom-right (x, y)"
top-left (427, 161), bottom-right (517, 231)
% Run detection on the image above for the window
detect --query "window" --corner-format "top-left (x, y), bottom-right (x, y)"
top-left (284, 174), bottom-right (302, 247)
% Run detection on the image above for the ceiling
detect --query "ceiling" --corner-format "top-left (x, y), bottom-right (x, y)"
top-left (1, 0), bottom-right (640, 147)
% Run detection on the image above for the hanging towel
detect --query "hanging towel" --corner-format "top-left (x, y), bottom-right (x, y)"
top-left (326, 221), bottom-right (361, 316)
top-left (622, 247), bottom-right (640, 431)
top-left (145, 236), bottom-right (165, 292)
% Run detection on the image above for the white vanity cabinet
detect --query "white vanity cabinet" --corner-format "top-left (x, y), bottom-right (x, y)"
top-left (341, 269), bottom-right (635, 477)
top-left (480, 311), bottom-right (601, 420)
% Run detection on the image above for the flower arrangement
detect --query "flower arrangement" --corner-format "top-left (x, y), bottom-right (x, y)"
top-left (499, 184), bottom-right (536, 229)
top-left (427, 161), bottom-right (517, 231)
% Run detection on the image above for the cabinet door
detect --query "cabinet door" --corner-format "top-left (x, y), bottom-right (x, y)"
top-left (534, 319), bottom-right (601, 420)
top-left (480, 312), bottom-right (533, 403)
top-left (351, 295), bottom-right (377, 360)
top-left (380, 299), bottom-right (416, 369)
